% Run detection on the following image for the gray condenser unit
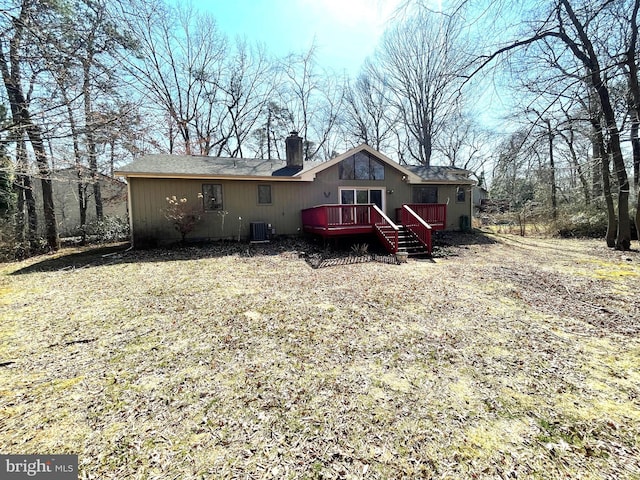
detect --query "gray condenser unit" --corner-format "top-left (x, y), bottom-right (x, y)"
top-left (250, 222), bottom-right (268, 242)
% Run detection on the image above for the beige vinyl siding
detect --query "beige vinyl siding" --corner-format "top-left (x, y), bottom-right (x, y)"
top-left (434, 184), bottom-right (472, 230)
top-left (129, 177), bottom-right (311, 244)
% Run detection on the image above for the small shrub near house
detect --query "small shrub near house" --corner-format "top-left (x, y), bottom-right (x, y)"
top-left (163, 195), bottom-right (203, 243)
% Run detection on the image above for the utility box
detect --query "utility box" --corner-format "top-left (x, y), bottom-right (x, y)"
top-left (250, 222), bottom-right (268, 242)
top-left (459, 215), bottom-right (470, 231)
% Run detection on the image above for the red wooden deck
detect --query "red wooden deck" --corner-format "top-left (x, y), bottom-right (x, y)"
top-left (301, 203), bottom-right (447, 255)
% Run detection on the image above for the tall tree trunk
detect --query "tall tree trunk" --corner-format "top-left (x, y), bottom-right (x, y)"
top-left (78, 171), bottom-right (88, 246)
top-left (592, 157), bottom-right (603, 199)
top-left (14, 136), bottom-right (37, 249)
top-left (24, 122), bottom-right (59, 250)
top-left (23, 175), bottom-right (37, 248)
top-left (632, 120), bottom-right (640, 241)
top-left (545, 119), bottom-right (558, 219)
top-left (558, 129), bottom-right (591, 206)
top-left (13, 174), bottom-right (37, 250)
top-left (266, 106), bottom-right (272, 159)
top-left (14, 174), bottom-right (25, 245)
top-left (593, 120), bottom-right (617, 247)
top-left (559, 0), bottom-right (630, 249)
top-left (83, 59), bottom-right (103, 221)
top-left (625, 0), bottom-right (640, 244)
top-left (587, 71), bottom-right (629, 250)
top-left (78, 179), bottom-right (87, 228)
top-left (59, 77), bottom-right (88, 232)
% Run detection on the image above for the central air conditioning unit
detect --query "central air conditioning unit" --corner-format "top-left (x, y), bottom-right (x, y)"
top-left (250, 222), bottom-right (268, 243)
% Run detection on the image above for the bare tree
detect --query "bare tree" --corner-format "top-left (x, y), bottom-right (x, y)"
top-left (618, 0), bottom-right (640, 243)
top-left (251, 102), bottom-right (293, 159)
top-left (590, 103), bottom-right (617, 247)
top-left (470, 0), bottom-right (632, 249)
top-left (435, 110), bottom-right (490, 178)
top-left (343, 62), bottom-right (396, 151)
top-left (125, 1), bottom-right (228, 155)
top-left (279, 43), bottom-right (344, 160)
top-left (0, 0), bottom-right (59, 250)
top-left (216, 40), bottom-right (276, 158)
top-left (372, 9), bottom-right (468, 166)
top-left (555, 104), bottom-right (592, 207)
top-left (490, 129), bottom-right (537, 210)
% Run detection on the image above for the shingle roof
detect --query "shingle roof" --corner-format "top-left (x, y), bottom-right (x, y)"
top-left (116, 153), bottom-right (474, 184)
top-left (404, 165), bottom-right (474, 184)
top-left (116, 154), bottom-right (323, 178)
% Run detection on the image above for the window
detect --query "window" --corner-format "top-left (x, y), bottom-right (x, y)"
top-left (339, 156), bottom-right (355, 180)
top-left (202, 184), bottom-right (223, 211)
top-left (370, 157), bottom-right (384, 180)
top-left (339, 188), bottom-right (384, 210)
top-left (339, 153), bottom-right (385, 180)
top-left (412, 186), bottom-right (438, 204)
top-left (354, 153), bottom-right (370, 180)
top-left (258, 184), bottom-right (272, 205)
top-left (341, 189), bottom-right (354, 204)
top-left (456, 186), bottom-right (466, 203)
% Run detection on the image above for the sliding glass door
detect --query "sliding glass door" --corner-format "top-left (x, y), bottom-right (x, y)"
top-left (339, 188), bottom-right (384, 209)
top-left (338, 188), bottom-right (385, 224)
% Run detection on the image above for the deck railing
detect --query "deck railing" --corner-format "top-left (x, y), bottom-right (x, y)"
top-left (302, 204), bottom-right (373, 229)
top-left (400, 205), bottom-right (433, 255)
top-left (301, 205), bottom-right (328, 229)
top-left (302, 203), bottom-right (443, 255)
top-left (371, 205), bottom-right (399, 253)
top-left (396, 204), bottom-right (447, 230)
top-left (301, 204), bottom-right (378, 238)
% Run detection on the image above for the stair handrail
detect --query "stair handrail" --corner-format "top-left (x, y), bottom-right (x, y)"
top-left (371, 204), bottom-right (399, 253)
top-left (402, 205), bottom-right (433, 255)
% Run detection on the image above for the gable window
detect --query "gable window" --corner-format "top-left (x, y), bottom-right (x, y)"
top-left (257, 184), bottom-right (272, 205)
top-left (202, 184), bottom-right (223, 211)
top-left (456, 186), bottom-right (466, 203)
top-left (339, 152), bottom-right (385, 180)
top-left (412, 186), bottom-right (438, 204)
top-left (339, 157), bottom-right (355, 180)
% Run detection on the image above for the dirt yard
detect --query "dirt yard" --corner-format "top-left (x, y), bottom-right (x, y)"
top-left (1, 232), bottom-right (639, 479)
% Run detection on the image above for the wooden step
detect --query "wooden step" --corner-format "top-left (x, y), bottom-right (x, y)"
top-left (397, 226), bottom-right (429, 256)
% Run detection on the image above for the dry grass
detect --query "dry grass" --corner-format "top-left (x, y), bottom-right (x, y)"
top-left (1, 233), bottom-right (639, 479)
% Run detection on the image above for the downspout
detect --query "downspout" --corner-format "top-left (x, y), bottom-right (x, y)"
top-left (126, 177), bottom-right (134, 248)
top-left (469, 184), bottom-right (473, 231)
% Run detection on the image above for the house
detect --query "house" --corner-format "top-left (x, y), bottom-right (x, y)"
top-left (32, 166), bottom-right (128, 237)
top-left (115, 132), bottom-right (475, 254)
top-left (473, 185), bottom-right (489, 215)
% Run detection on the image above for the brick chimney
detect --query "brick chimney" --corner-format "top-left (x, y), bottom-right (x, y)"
top-left (285, 131), bottom-right (303, 169)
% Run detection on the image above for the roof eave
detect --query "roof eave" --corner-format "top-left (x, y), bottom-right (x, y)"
top-left (409, 179), bottom-right (476, 185)
top-left (114, 171), bottom-right (311, 181)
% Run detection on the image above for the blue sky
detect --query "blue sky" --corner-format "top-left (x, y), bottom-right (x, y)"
top-left (193, 0), bottom-right (404, 75)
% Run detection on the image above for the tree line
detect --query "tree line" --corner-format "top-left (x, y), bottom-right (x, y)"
top-left (0, 0), bottom-right (638, 253)
top-left (482, 0), bottom-right (639, 250)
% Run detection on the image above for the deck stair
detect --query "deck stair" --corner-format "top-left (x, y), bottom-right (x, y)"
top-left (397, 226), bottom-right (429, 256)
top-left (302, 203), bottom-right (441, 256)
